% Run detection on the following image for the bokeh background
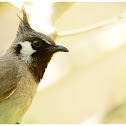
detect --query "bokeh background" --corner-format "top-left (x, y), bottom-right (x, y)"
top-left (1, 1), bottom-right (126, 124)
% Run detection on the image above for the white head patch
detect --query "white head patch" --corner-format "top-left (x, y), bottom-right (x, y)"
top-left (19, 41), bottom-right (36, 56)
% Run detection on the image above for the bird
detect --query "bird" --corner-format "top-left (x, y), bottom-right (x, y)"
top-left (0, 9), bottom-right (68, 124)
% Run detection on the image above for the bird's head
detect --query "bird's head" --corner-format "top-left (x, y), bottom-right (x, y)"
top-left (11, 10), bottom-right (69, 83)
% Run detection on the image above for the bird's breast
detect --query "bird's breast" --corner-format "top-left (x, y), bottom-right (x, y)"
top-left (0, 62), bottom-right (38, 124)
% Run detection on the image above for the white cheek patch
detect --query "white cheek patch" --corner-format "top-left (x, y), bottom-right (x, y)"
top-left (19, 41), bottom-right (36, 56)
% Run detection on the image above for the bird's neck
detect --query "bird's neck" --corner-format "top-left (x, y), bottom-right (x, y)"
top-left (7, 45), bottom-right (53, 84)
top-left (28, 54), bottom-right (53, 84)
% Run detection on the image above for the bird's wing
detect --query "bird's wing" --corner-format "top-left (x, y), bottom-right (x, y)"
top-left (0, 60), bottom-right (20, 102)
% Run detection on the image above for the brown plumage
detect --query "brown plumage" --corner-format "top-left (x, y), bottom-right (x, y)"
top-left (0, 9), bottom-right (68, 124)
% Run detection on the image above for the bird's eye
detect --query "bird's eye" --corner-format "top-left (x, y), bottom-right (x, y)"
top-left (33, 40), bottom-right (41, 48)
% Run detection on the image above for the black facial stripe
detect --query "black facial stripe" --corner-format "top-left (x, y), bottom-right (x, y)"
top-left (15, 44), bottom-right (22, 55)
top-left (31, 40), bottom-right (50, 51)
top-left (21, 37), bottom-right (50, 50)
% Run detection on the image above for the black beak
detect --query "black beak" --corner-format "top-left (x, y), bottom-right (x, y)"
top-left (47, 45), bottom-right (69, 53)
